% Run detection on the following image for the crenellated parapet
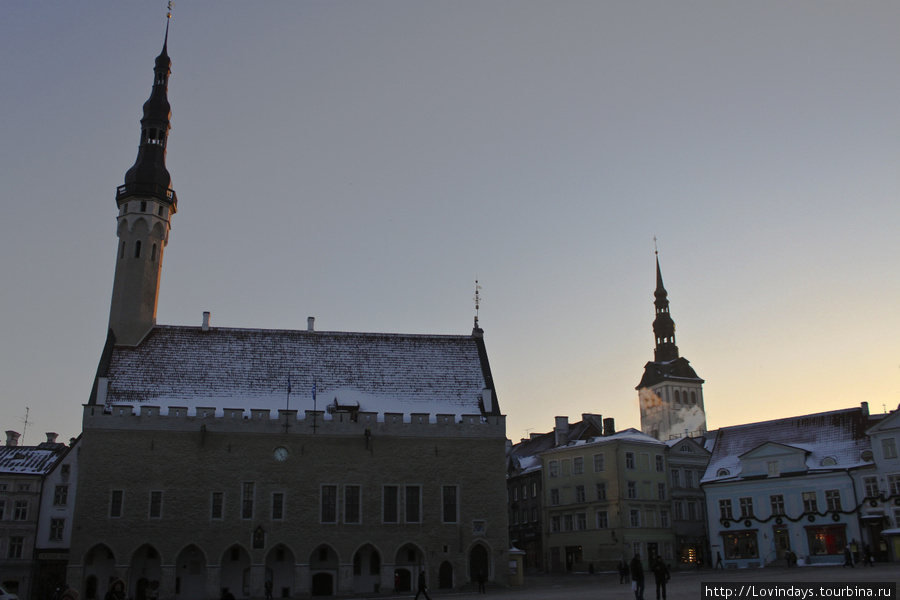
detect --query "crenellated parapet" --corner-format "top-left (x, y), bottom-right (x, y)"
top-left (82, 403), bottom-right (506, 438)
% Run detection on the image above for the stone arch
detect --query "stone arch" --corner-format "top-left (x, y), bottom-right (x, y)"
top-left (82, 544), bottom-right (116, 600)
top-left (131, 217), bottom-right (150, 235)
top-left (220, 544), bottom-right (252, 598)
top-left (174, 544), bottom-right (207, 600)
top-left (351, 543), bottom-right (382, 594)
top-left (130, 543), bottom-right (162, 600)
top-left (468, 542), bottom-right (490, 583)
top-left (264, 544), bottom-right (295, 599)
top-left (309, 544), bottom-right (339, 596)
top-left (150, 221), bottom-right (166, 239)
top-left (393, 542), bottom-right (426, 593)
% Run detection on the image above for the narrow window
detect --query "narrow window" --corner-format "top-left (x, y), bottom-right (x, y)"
top-left (211, 492), bottom-right (224, 519)
top-left (151, 243), bottom-right (158, 261)
top-left (625, 452), bottom-right (635, 470)
top-left (719, 499), bottom-right (733, 520)
top-left (272, 493), bottom-right (284, 521)
top-left (595, 482), bottom-right (607, 500)
top-left (321, 485), bottom-right (337, 523)
top-left (149, 491), bottom-right (163, 518)
top-left (739, 497), bottom-right (753, 519)
top-left (825, 490), bottom-right (842, 512)
top-left (573, 456), bottom-right (584, 475)
top-left (655, 455), bottom-right (664, 472)
top-left (575, 485), bottom-right (586, 502)
top-left (49, 518), bottom-right (65, 541)
top-left (8, 536), bottom-right (24, 559)
top-left (13, 500), bottom-right (28, 520)
top-left (344, 486), bottom-right (360, 524)
top-left (383, 486), bottom-right (398, 523)
top-left (140, 201), bottom-right (147, 212)
top-left (134, 240), bottom-right (142, 258)
top-left (242, 482), bottom-right (255, 519)
top-left (120, 241), bottom-right (125, 259)
top-left (405, 485), bottom-right (421, 523)
top-left (442, 486), bottom-right (458, 523)
top-left (110, 490), bottom-right (124, 518)
top-left (53, 485), bottom-right (69, 506)
top-left (802, 491), bottom-right (818, 513)
top-left (770, 494), bottom-right (785, 516)
top-left (596, 511), bottom-right (609, 528)
top-left (593, 453), bottom-right (605, 472)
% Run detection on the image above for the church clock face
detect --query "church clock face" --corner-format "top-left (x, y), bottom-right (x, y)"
top-left (273, 446), bottom-right (289, 462)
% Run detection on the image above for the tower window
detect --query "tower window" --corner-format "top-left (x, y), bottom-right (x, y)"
top-left (674, 390), bottom-right (680, 403)
top-left (151, 243), bottom-right (158, 261)
top-left (134, 240), bottom-right (142, 258)
top-left (691, 391), bottom-right (697, 405)
top-left (158, 206), bottom-right (164, 216)
top-left (140, 201), bottom-right (147, 212)
top-left (120, 242), bottom-right (125, 259)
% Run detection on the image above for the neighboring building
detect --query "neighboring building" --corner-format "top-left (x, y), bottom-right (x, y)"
top-left (67, 24), bottom-right (508, 600)
top-left (541, 427), bottom-right (674, 573)
top-left (637, 255), bottom-right (707, 441)
top-left (0, 431), bottom-right (70, 600)
top-left (701, 404), bottom-right (876, 568)
top-left (506, 414), bottom-right (612, 572)
top-left (861, 405), bottom-right (900, 561)
top-left (665, 435), bottom-right (710, 568)
top-left (33, 436), bottom-right (81, 600)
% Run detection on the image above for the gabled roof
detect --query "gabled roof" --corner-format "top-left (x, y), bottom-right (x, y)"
top-left (99, 325), bottom-right (499, 418)
top-left (865, 406), bottom-right (900, 435)
top-left (703, 406), bottom-right (872, 484)
top-left (507, 414), bottom-right (605, 463)
top-left (0, 445), bottom-right (65, 475)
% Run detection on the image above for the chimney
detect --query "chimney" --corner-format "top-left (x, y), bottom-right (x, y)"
top-left (554, 416), bottom-right (569, 447)
top-left (603, 417), bottom-right (615, 436)
top-left (307, 317), bottom-right (315, 332)
top-left (860, 401), bottom-right (869, 418)
top-left (46, 432), bottom-right (58, 444)
top-left (5, 431), bottom-right (20, 447)
top-left (202, 311), bottom-right (211, 331)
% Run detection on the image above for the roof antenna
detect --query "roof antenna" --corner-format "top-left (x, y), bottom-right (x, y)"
top-left (20, 407), bottom-right (33, 446)
top-left (473, 279), bottom-right (482, 329)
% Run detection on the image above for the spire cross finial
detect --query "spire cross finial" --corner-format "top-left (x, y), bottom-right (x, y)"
top-left (473, 279), bottom-right (482, 328)
top-left (653, 236), bottom-right (659, 256)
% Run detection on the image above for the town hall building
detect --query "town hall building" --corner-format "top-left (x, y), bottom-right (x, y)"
top-left (67, 22), bottom-right (508, 599)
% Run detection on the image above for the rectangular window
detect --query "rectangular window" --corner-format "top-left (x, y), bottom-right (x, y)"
top-left (688, 500), bottom-right (699, 521)
top-left (625, 452), bottom-right (635, 470)
top-left (550, 515), bottom-right (560, 532)
top-left (576, 512), bottom-right (587, 530)
top-left (383, 486), bottom-right (398, 523)
top-left (655, 455), bottom-right (664, 472)
top-left (596, 482), bottom-right (607, 500)
top-left (674, 501), bottom-right (684, 520)
top-left (550, 488), bottom-right (560, 506)
top-left (596, 510), bottom-right (609, 528)
top-left (882, 437), bottom-right (898, 459)
top-left (573, 457), bottom-right (584, 475)
top-left (723, 531), bottom-right (760, 559)
top-left (321, 485), bottom-right (338, 523)
top-left (49, 518), bottom-right (65, 541)
top-left (888, 475), bottom-right (900, 496)
top-left (211, 492), bottom-right (224, 519)
top-left (767, 461), bottom-right (780, 477)
top-left (8, 536), bottom-right (23, 559)
top-left (575, 485), bottom-right (585, 503)
top-left (739, 497), bottom-right (753, 519)
top-left (660, 509), bottom-right (670, 528)
top-left (53, 485), bottom-right (69, 506)
top-left (719, 499), bottom-right (733, 520)
top-left (110, 490), bottom-right (123, 518)
top-left (344, 486), bottom-right (360, 524)
top-left (513, 487), bottom-right (518, 501)
top-left (531, 482), bottom-right (537, 497)
top-left (0, 500), bottom-right (4, 520)
top-left (564, 514), bottom-right (574, 531)
top-left (405, 485), bottom-right (421, 523)
top-left (549, 460), bottom-right (559, 478)
top-left (670, 469), bottom-right (681, 488)
top-left (149, 491), bottom-right (163, 519)
top-left (770, 494), bottom-right (785, 516)
top-left (272, 493), bottom-right (285, 521)
top-left (522, 484), bottom-right (527, 500)
top-left (13, 500), bottom-right (28, 521)
top-left (531, 507), bottom-right (537, 522)
top-left (684, 470), bottom-right (695, 488)
top-left (825, 490), bottom-right (841, 512)
top-left (658, 483), bottom-right (667, 500)
top-left (242, 482), bottom-right (255, 519)
top-left (627, 481), bottom-right (637, 499)
top-left (593, 453), bottom-right (605, 472)
top-left (630, 508), bottom-right (641, 528)
top-left (863, 476), bottom-right (879, 498)
top-left (802, 491), bottom-right (818, 513)
top-left (442, 486), bottom-right (458, 523)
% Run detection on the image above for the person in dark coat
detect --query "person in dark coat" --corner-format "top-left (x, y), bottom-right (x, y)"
top-left (652, 556), bottom-right (670, 600)
top-left (105, 580), bottom-right (126, 600)
top-left (414, 570), bottom-right (431, 600)
top-left (714, 552), bottom-right (724, 569)
top-left (630, 553), bottom-right (645, 600)
top-left (619, 559), bottom-right (630, 583)
top-left (863, 545), bottom-right (875, 567)
top-left (477, 569), bottom-right (486, 593)
top-left (843, 546), bottom-right (854, 568)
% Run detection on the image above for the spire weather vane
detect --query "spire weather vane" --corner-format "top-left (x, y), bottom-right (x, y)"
top-left (167, 1), bottom-right (174, 19)
top-left (473, 279), bottom-right (482, 328)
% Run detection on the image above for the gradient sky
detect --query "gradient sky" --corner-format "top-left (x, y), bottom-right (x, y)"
top-left (1, 1), bottom-right (898, 446)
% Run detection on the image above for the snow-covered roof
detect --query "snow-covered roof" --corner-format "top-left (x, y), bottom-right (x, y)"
top-left (703, 406), bottom-right (872, 484)
top-left (0, 445), bottom-right (64, 475)
top-left (101, 325), bottom-right (498, 419)
top-left (542, 428), bottom-right (665, 455)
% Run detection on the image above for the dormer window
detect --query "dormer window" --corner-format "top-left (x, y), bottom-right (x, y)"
top-left (820, 457), bottom-right (837, 467)
top-left (717, 468), bottom-right (730, 477)
top-left (767, 461), bottom-right (779, 477)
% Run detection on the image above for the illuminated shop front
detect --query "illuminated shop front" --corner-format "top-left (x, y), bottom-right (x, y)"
top-left (722, 530), bottom-right (758, 560)
top-left (805, 524), bottom-right (846, 557)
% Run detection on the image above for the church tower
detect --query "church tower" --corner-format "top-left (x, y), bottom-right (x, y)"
top-left (636, 254), bottom-right (707, 441)
top-left (107, 23), bottom-right (177, 346)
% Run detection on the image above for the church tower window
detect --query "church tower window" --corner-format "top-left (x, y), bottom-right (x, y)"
top-left (134, 240), bottom-right (142, 258)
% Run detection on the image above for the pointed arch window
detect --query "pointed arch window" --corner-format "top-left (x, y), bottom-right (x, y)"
top-left (691, 391), bottom-right (697, 405)
top-left (120, 242), bottom-right (126, 259)
top-left (134, 240), bottom-right (142, 258)
top-left (674, 390), bottom-right (681, 403)
top-left (151, 243), bottom-right (158, 262)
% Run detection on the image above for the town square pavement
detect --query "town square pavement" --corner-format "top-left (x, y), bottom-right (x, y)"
top-left (372, 564), bottom-right (898, 600)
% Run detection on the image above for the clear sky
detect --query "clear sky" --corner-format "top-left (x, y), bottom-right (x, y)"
top-left (1, 1), bottom-right (898, 446)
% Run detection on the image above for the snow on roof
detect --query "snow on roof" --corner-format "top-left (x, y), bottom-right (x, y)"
top-left (0, 446), bottom-right (63, 475)
top-left (703, 407), bottom-right (872, 484)
top-left (104, 326), bottom-right (495, 420)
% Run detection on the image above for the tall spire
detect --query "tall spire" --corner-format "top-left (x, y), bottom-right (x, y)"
top-left (117, 16), bottom-right (177, 209)
top-left (652, 249), bottom-right (679, 362)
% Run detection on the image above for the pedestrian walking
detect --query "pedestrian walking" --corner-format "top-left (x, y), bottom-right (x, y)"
top-left (714, 552), bottom-right (724, 569)
top-left (630, 553), bottom-right (645, 600)
top-left (414, 570), bottom-right (431, 600)
top-left (864, 545), bottom-right (875, 567)
top-left (652, 556), bottom-right (670, 600)
top-left (843, 546), bottom-right (855, 568)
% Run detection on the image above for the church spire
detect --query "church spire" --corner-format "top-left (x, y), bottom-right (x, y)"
top-left (107, 21), bottom-right (178, 346)
top-left (652, 251), bottom-right (679, 362)
top-left (117, 17), bottom-right (177, 208)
